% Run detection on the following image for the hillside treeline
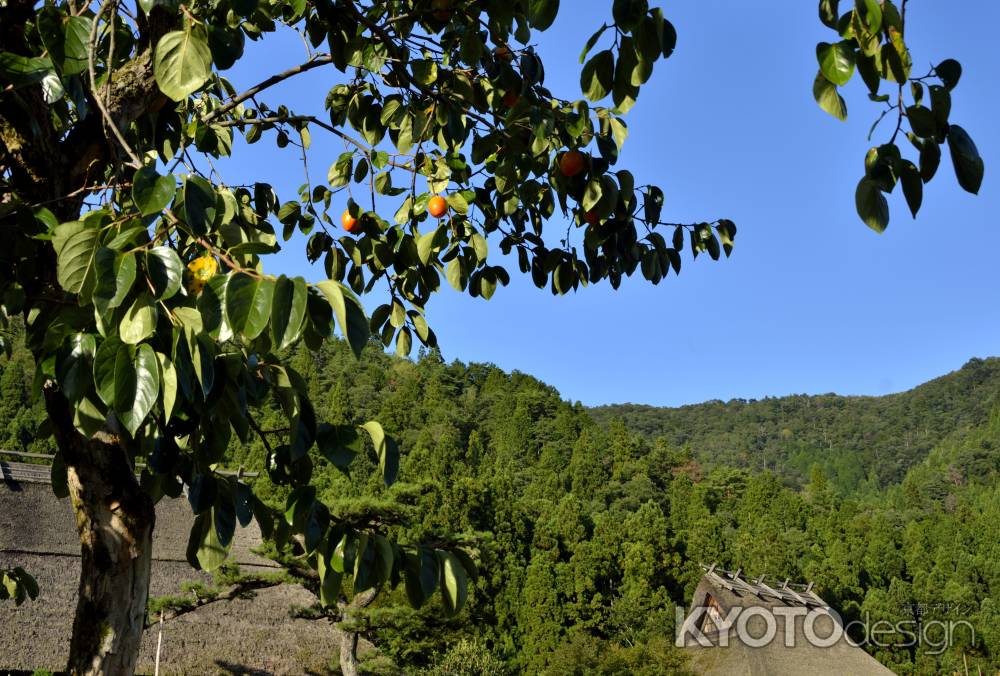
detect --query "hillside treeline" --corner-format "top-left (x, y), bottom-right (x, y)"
top-left (3, 332), bottom-right (999, 674)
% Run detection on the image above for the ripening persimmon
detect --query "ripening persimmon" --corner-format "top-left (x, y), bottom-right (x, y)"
top-left (342, 209), bottom-right (359, 233)
top-left (502, 91), bottom-right (520, 108)
top-left (559, 150), bottom-right (586, 177)
top-left (493, 45), bottom-right (514, 63)
top-left (584, 210), bottom-right (600, 226)
top-left (186, 255), bottom-right (218, 295)
top-left (428, 195), bottom-right (448, 218)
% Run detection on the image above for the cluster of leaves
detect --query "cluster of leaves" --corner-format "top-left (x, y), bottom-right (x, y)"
top-left (1, 567), bottom-right (38, 606)
top-left (813, 0), bottom-right (984, 231)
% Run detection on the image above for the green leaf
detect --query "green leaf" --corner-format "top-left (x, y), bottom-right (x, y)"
top-left (947, 125), bottom-right (984, 195)
top-left (56, 225), bottom-right (100, 299)
top-left (439, 550), bottom-right (468, 616)
top-left (316, 423), bottom-right (361, 470)
top-left (284, 485), bottom-right (316, 528)
top-left (813, 71), bottom-right (847, 121)
top-left (0, 52), bottom-right (52, 88)
top-left (929, 85), bottom-right (951, 128)
top-left (271, 275), bottom-right (308, 350)
top-left (153, 25), bottom-right (213, 101)
top-left (115, 343), bottom-right (160, 437)
top-left (225, 273), bottom-right (275, 341)
top-left (446, 256), bottom-right (467, 292)
top-left (145, 246), bottom-right (183, 300)
top-left (207, 25), bottom-right (245, 71)
top-left (581, 50), bottom-right (614, 101)
top-left (361, 421), bottom-right (399, 487)
top-left (478, 270), bottom-right (497, 300)
top-left (315, 280), bottom-right (370, 359)
top-left (214, 486), bottom-right (237, 548)
top-left (317, 545), bottom-right (344, 608)
top-left (72, 396), bottom-right (105, 438)
top-left (816, 41), bottom-right (855, 87)
top-left (819, 0), bottom-right (840, 29)
top-left (37, 11), bottom-right (91, 76)
top-left (61, 16), bottom-right (91, 75)
top-left (906, 105), bottom-right (937, 139)
top-left (856, 52), bottom-right (880, 95)
top-left (855, 0), bottom-right (882, 33)
top-left (855, 177), bottom-right (889, 233)
top-left (919, 141), bottom-right (941, 182)
top-left (353, 533), bottom-right (372, 592)
top-left (418, 547), bottom-right (439, 599)
top-left (371, 534), bottom-right (394, 589)
top-left (156, 352), bottom-right (178, 423)
top-left (183, 175), bottom-right (217, 235)
top-left (471, 233), bottom-right (489, 261)
top-left (57, 332), bottom-right (96, 402)
top-left (119, 293), bottom-right (157, 345)
top-left (327, 151), bottom-right (353, 188)
top-left (93, 336), bottom-right (124, 407)
top-left (188, 510), bottom-right (231, 571)
top-left (417, 226), bottom-right (447, 264)
top-left (613, 0), bottom-right (648, 32)
top-left (132, 167), bottom-right (176, 216)
top-left (899, 160), bottom-right (922, 218)
top-left (94, 249), bottom-right (136, 314)
top-left (582, 179), bottom-right (603, 212)
top-left (644, 186), bottom-right (664, 224)
top-left (396, 327), bottom-right (412, 357)
top-left (446, 192), bottom-right (469, 215)
top-left (199, 275), bottom-right (232, 341)
top-left (935, 59), bottom-right (962, 91)
top-left (189, 473), bottom-right (217, 515)
top-left (411, 59), bottom-right (438, 85)
top-left (411, 313), bottom-right (431, 343)
top-left (528, 0), bottom-right (559, 30)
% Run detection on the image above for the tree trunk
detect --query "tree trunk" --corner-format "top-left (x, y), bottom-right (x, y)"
top-left (336, 588), bottom-right (378, 676)
top-left (338, 631), bottom-right (361, 676)
top-left (45, 385), bottom-right (156, 675)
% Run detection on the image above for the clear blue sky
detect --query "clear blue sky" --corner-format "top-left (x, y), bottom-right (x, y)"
top-left (216, 2), bottom-right (999, 407)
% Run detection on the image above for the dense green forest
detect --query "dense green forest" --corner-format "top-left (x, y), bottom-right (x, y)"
top-left (3, 331), bottom-right (1000, 675)
top-left (591, 361), bottom-right (1000, 495)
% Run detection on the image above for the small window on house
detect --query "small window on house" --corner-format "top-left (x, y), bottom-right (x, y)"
top-left (701, 594), bottom-right (725, 634)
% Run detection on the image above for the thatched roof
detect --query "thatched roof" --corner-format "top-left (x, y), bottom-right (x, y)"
top-left (0, 478), bottom-right (342, 674)
top-left (682, 566), bottom-right (895, 676)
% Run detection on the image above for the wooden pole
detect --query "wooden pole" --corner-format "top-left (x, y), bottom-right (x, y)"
top-left (154, 610), bottom-right (164, 676)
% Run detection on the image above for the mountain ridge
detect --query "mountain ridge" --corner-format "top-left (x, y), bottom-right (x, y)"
top-left (588, 356), bottom-right (1000, 492)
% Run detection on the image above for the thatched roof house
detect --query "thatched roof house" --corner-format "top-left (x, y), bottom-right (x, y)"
top-left (680, 564), bottom-right (895, 676)
top-left (0, 469), bottom-right (342, 674)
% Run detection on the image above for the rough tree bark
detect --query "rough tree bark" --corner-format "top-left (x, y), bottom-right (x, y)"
top-left (45, 387), bottom-right (156, 675)
top-left (336, 588), bottom-right (379, 676)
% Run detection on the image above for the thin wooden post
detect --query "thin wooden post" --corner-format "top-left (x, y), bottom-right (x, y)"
top-left (154, 610), bottom-right (164, 676)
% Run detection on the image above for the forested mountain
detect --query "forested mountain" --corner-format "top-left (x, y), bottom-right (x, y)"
top-left (3, 331), bottom-right (1000, 675)
top-left (590, 358), bottom-right (1000, 494)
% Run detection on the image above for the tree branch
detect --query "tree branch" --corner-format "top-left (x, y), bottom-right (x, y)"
top-left (87, 0), bottom-right (144, 169)
top-left (202, 55), bottom-right (334, 124)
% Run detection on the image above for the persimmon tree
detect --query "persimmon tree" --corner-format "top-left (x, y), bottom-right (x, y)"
top-left (0, 0), bottom-right (736, 672)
